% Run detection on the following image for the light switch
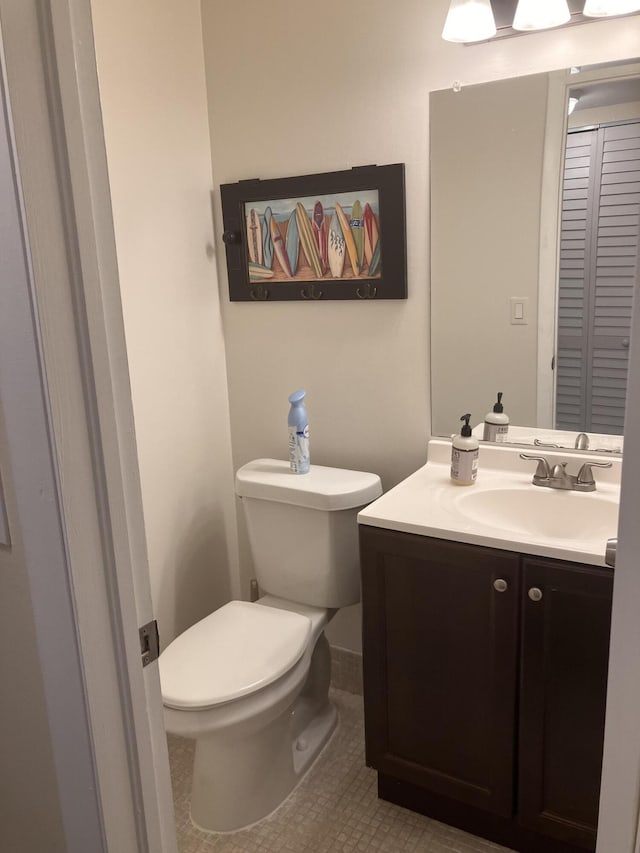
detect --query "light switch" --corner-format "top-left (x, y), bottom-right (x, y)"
top-left (510, 296), bottom-right (529, 325)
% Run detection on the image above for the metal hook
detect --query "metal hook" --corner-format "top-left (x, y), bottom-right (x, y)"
top-left (301, 284), bottom-right (323, 300)
top-left (356, 283), bottom-right (377, 299)
top-left (250, 285), bottom-right (269, 301)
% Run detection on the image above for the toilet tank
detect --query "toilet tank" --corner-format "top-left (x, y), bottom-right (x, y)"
top-left (235, 459), bottom-right (382, 608)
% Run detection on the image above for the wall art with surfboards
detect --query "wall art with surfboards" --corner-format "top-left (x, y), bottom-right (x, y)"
top-left (220, 164), bottom-right (406, 301)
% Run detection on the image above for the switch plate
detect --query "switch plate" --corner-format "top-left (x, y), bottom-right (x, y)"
top-left (510, 296), bottom-right (528, 325)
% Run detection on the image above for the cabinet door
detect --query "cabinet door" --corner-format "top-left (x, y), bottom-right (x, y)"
top-left (518, 557), bottom-right (613, 849)
top-left (360, 526), bottom-right (520, 817)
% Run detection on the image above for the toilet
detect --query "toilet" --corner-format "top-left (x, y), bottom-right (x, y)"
top-left (159, 458), bottom-right (382, 832)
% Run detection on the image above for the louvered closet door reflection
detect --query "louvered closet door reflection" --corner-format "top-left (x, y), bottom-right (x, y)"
top-left (556, 123), bottom-right (639, 434)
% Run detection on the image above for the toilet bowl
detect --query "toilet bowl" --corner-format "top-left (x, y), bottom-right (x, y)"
top-left (159, 459), bottom-right (382, 832)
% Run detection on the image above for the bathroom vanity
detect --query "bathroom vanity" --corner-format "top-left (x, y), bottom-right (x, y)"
top-left (358, 440), bottom-right (620, 853)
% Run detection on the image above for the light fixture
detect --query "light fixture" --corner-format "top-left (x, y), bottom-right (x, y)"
top-left (442, 0), bottom-right (497, 43)
top-left (583, 0), bottom-right (640, 16)
top-left (512, 0), bottom-right (571, 30)
top-left (567, 94), bottom-right (580, 114)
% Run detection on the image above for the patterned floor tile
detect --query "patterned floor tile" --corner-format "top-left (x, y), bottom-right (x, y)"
top-left (168, 689), bottom-right (515, 853)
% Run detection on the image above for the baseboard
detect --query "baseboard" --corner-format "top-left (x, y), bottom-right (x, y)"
top-left (330, 645), bottom-right (363, 695)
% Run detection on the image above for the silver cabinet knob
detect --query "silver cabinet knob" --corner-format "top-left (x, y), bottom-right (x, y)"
top-left (528, 587), bottom-right (543, 602)
top-left (493, 578), bottom-right (508, 593)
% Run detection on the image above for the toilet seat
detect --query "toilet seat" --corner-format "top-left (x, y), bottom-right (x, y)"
top-left (159, 601), bottom-right (311, 711)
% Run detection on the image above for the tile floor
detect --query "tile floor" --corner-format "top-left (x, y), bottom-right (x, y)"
top-left (168, 689), bottom-right (515, 853)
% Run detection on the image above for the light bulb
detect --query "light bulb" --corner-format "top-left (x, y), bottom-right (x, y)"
top-left (513, 0), bottom-right (571, 30)
top-left (442, 0), bottom-right (497, 43)
top-left (583, 0), bottom-right (640, 16)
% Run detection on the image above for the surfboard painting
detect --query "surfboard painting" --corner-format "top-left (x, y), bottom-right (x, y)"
top-left (270, 214), bottom-right (292, 277)
top-left (242, 189), bottom-right (382, 284)
top-left (313, 201), bottom-right (328, 274)
top-left (328, 214), bottom-right (345, 279)
top-left (249, 262), bottom-right (274, 282)
top-left (295, 202), bottom-right (323, 279)
top-left (246, 208), bottom-right (263, 265)
top-left (262, 207), bottom-right (274, 271)
top-left (285, 211), bottom-right (300, 276)
top-left (349, 200), bottom-right (365, 272)
top-left (363, 202), bottom-right (379, 266)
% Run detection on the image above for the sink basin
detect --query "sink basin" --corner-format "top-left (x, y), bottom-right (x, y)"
top-left (454, 487), bottom-right (619, 543)
top-left (357, 439), bottom-right (623, 565)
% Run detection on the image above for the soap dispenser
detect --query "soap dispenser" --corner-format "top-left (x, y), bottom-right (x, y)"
top-left (287, 389), bottom-right (310, 474)
top-left (451, 414), bottom-right (479, 486)
top-left (483, 392), bottom-right (509, 442)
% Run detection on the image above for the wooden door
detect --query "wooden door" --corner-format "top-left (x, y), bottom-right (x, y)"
top-left (518, 557), bottom-right (613, 849)
top-left (360, 526), bottom-right (520, 817)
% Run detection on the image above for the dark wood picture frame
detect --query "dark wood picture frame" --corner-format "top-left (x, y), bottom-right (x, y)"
top-left (220, 164), bottom-right (407, 301)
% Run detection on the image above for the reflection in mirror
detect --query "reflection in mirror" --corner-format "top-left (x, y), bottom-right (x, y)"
top-left (430, 59), bottom-right (640, 451)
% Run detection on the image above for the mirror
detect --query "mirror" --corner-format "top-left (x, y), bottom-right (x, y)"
top-left (430, 58), bottom-right (640, 452)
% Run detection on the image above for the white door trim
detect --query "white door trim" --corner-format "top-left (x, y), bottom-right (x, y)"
top-left (0, 1), bottom-right (176, 850)
top-left (596, 267), bottom-right (640, 851)
top-left (0, 26), bottom-right (106, 853)
top-left (536, 69), bottom-right (567, 429)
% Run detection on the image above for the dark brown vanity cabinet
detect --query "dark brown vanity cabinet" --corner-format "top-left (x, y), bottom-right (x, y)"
top-left (360, 525), bottom-right (613, 853)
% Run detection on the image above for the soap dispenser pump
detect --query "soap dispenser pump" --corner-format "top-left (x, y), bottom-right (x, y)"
top-left (483, 392), bottom-right (509, 442)
top-left (451, 413), bottom-right (479, 486)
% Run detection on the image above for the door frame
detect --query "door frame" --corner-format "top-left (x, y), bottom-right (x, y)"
top-left (0, 1), bottom-right (176, 850)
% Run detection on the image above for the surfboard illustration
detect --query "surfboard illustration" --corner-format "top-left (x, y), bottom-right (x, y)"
top-left (269, 215), bottom-right (292, 277)
top-left (249, 262), bottom-right (274, 281)
top-left (328, 214), bottom-right (345, 278)
top-left (335, 203), bottom-right (360, 276)
top-left (362, 203), bottom-right (379, 268)
top-left (262, 207), bottom-right (274, 270)
top-left (285, 210), bottom-right (300, 276)
top-left (368, 238), bottom-right (381, 277)
top-left (312, 201), bottom-right (328, 274)
top-left (295, 202), bottom-right (323, 278)
top-left (246, 208), bottom-right (263, 265)
top-left (349, 200), bottom-right (364, 271)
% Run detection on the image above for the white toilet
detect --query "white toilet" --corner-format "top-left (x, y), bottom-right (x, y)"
top-left (159, 458), bottom-right (382, 833)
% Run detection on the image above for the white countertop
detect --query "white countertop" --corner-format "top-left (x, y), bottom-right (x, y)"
top-left (358, 439), bottom-right (621, 567)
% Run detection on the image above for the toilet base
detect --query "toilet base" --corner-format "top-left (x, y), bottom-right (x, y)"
top-left (189, 633), bottom-right (337, 833)
top-left (190, 700), bottom-right (337, 834)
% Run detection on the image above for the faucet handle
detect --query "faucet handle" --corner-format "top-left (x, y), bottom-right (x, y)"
top-left (534, 438), bottom-right (560, 448)
top-left (577, 460), bottom-right (612, 485)
top-left (520, 453), bottom-right (552, 480)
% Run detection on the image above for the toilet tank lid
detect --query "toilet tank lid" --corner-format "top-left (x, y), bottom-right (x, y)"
top-left (235, 459), bottom-right (382, 511)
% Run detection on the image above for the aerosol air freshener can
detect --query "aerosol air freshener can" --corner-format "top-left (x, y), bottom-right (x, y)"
top-left (287, 389), bottom-right (310, 474)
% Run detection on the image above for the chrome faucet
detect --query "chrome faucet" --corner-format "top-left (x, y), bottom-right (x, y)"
top-left (574, 433), bottom-right (590, 450)
top-left (520, 453), bottom-right (612, 492)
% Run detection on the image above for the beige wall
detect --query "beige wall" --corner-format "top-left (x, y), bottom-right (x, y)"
top-left (83, 0), bottom-right (640, 655)
top-left (91, 0), bottom-right (239, 646)
top-left (431, 74), bottom-right (548, 436)
top-left (202, 0), bottom-right (640, 651)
